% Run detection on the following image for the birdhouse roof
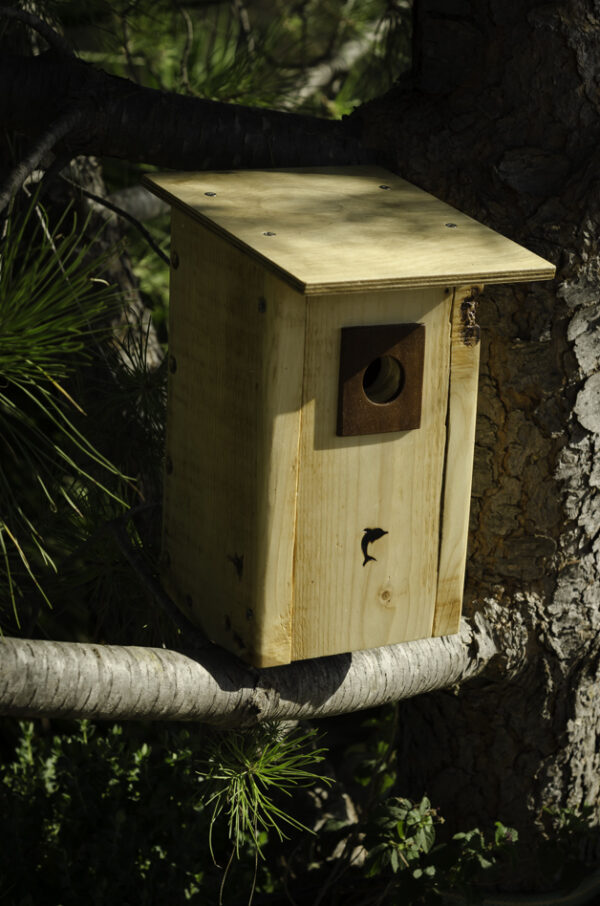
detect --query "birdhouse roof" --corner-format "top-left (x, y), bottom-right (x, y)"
top-left (143, 166), bottom-right (555, 295)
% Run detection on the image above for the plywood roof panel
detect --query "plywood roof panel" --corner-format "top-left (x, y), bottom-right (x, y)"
top-left (144, 166), bottom-right (555, 293)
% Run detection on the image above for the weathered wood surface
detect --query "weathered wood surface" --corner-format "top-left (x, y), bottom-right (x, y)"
top-left (144, 167), bottom-right (554, 295)
top-left (0, 618), bottom-right (496, 725)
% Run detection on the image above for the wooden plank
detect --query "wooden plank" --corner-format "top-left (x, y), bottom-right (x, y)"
top-left (291, 287), bottom-right (452, 661)
top-left (144, 167), bottom-right (555, 295)
top-left (433, 286), bottom-right (483, 637)
top-left (162, 209), bottom-right (306, 667)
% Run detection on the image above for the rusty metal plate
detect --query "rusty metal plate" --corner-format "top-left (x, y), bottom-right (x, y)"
top-left (337, 323), bottom-right (425, 436)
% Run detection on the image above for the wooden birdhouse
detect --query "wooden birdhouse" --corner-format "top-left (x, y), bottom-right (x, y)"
top-left (143, 166), bottom-right (554, 667)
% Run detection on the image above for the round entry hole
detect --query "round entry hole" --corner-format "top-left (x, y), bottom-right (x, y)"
top-left (362, 355), bottom-right (404, 404)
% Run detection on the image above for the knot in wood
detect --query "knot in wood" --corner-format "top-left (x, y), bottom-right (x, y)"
top-left (460, 290), bottom-right (481, 347)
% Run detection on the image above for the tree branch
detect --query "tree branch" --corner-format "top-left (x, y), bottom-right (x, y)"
top-left (281, 21), bottom-right (382, 110)
top-left (0, 6), bottom-right (73, 56)
top-left (60, 175), bottom-right (170, 265)
top-left (0, 109), bottom-right (82, 214)
top-left (0, 53), bottom-right (365, 171)
top-left (0, 617), bottom-right (497, 726)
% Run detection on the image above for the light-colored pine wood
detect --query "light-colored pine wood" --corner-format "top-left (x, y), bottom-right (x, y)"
top-left (162, 209), bottom-right (306, 667)
top-left (291, 287), bottom-right (452, 661)
top-left (144, 167), bottom-right (555, 295)
top-left (433, 286), bottom-right (483, 637)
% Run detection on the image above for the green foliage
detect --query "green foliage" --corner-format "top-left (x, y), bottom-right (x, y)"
top-left (0, 720), bottom-right (216, 904)
top-left (53, 0), bottom-right (411, 117)
top-left (0, 719), bottom-right (330, 905)
top-left (347, 796), bottom-right (519, 904)
top-left (0, 195), bottom-right (132, 628)
top-left (363, 796), bottom-right (440, 877)
top-left (202, 724), bottom-right (331, 860)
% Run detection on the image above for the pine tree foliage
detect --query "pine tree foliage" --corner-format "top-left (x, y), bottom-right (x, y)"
top-left (0, 193), bottom-right (131, 631)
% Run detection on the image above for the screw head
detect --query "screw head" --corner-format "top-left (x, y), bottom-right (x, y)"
top-left (204, 191), bottom-right (216, 197)
top-left (171, 251), bottom-right (179, 268)
top-left (379, 184), bottom-right (391, 190)
top-left (263, 231), bottom-right (276, 237)
top-left (445, 222), bottom-right (458, 229)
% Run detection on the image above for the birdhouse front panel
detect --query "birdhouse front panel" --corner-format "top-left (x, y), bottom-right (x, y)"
top-left (144, 166), bottom-right (555, 667)
top-left (290, 286), bottom-right (452, 661)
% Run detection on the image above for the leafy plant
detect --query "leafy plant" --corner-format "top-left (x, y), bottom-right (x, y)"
top-left (361, 796), bottom-right (518, 904)
top-left (363, 795), bottom-right (440, 877)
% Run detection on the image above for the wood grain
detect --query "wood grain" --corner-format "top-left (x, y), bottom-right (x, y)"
top-left (162, 209), bottom-right (306, 667)
top-left (433, 286), bottom-right (483, 637)
top-left (144, 167), bottom-right (555, 295)
top-left (291, 287), bottom-right (452, 661)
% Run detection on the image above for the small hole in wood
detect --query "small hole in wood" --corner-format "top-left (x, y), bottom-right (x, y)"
top-left (362, 355), bottom-right (405, 404)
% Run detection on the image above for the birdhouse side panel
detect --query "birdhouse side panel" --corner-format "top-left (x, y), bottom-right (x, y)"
top-left (291, 287), bottom-right (453, 661)
top-left (433, 285), bottom-right (483, 637)
top-left (162, 212), bottom-right (305, 666)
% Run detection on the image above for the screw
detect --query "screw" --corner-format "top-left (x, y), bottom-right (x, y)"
top-left (169, 355), bottom-right (177, 373)
top-left (165, 455), bottom-right (173, 475)
top-left (204, 191), bottom-right (216, 197)
top-left (171, 251), bottom-right (179, 268)
top-left (263, 231), bottom-right (276, 236)
top-left (379, 184), bottom-right (391, 190)
top-left (445, 223), bottom-right (458, 229)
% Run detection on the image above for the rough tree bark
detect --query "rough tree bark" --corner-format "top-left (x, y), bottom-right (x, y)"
top-left (1, 1), bottom-right (599, 886)
top-left (348, 0), bottom-right (600, 882)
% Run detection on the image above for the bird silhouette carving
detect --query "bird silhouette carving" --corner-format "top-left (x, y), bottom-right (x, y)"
top-left (362, 528), bottom-right (388, 566)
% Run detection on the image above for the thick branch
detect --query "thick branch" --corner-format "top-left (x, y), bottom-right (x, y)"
top-left (0, 52), bottom-right (364, 170)
top-left (0, 618), bottom-right (496, 726)
top-left (0, 6), bottom-right (73, 56)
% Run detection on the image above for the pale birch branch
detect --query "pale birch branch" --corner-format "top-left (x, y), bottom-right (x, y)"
top-left (0, 617), bottom-right (497, 727)
top-left (282, 22), bottom-right (382, 110)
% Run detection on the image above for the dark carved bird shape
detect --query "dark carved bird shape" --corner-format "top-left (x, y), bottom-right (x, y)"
top-left (361, 528), bottom-right (388, 566)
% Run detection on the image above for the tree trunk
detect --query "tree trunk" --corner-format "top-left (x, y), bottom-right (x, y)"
top-left (352, 0), bottom-right (600, 884)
